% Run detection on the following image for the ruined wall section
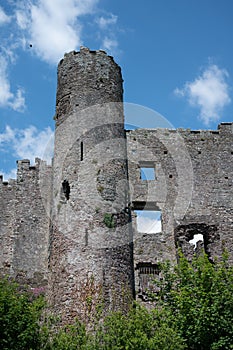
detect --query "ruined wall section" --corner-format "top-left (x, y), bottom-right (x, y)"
top-left (0, 159), bottom-right (52, 287)
top-left (127, 128), bottom-right (179, 267)
top-left (127, 122), bottom-right (233, 269)
top-left (13, 158), bottom-right (52, 286)
top-left (176, 122), bottom-right (233, 261)
top-left (0, 177), bottom-right (16, 277)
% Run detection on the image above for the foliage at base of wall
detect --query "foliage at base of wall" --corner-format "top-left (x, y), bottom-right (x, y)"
top-left (152, 250), bottom-right (233, 350)
top-left (0, 250), bottom-right (233, 349)
top-left (0, 278), bottom-right (45, 350)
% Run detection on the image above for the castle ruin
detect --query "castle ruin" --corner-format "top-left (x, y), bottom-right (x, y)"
top-left (0, 47), bottom-right (232, 323)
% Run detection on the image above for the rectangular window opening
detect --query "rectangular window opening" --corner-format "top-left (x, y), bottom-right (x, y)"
top-left (140, 167), bottom-right (155, 180)
top-left (136, 262), bottom-right (160, 301)
top-left (135, 209), bottom-right (162, 234)
top-left (139, 161), bottom-right (156, 181)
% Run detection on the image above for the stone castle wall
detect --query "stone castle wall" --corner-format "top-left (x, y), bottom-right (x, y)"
top-left (127, 123), bottom-right (233, 298)
top-left (0, 158), bottom-right (52, 287)
top-left (0, 48), bottom-right (232, 317)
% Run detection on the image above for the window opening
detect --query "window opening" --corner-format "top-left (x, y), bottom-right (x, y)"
top-left (140, 167), bottom-right (155, 180)
top-left (136, 262), bottom-right (159, 301)
top-left (81, 141), bottom-right (83, 161)
top-left (62, 180), bottom-right (70, 200)
top-left (135, 210), bottom-right (161, 233)
top-left (189, 233), bottom-right (204, 249)
top-left (175, 223), bottom-right (219, 261)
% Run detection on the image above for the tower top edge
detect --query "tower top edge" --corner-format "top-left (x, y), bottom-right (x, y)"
top-left (59, 47), bottom-right (116, 66)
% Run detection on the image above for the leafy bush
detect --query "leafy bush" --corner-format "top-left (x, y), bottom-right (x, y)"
top-left (0, 278), bottom-right (45, 350)
top-left (45, 321), bottom-right (88, 350)
top-left (155, 251), bottom-right (233, 350)
top-left (91, 305), bottom-right (185, 350)
top-left (1, 250), bottom-right (233, 350)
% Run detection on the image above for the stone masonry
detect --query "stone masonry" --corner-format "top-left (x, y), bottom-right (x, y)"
top-left (0, 47), bottom-right (232, 322)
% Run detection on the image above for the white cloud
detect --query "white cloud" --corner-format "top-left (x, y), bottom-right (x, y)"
top-left (0, 6), bottom-right (11, 25)
top-left (13, 126), bottom-right (54, 162)
top-left (102, 37), bottom-right (118, 54)
top-left (16, 9), bottom-right (30, 29)
top-left (0, 168), bottom-right (17, 181)
top-left (96, 14), bottom-right (119, 55)
top-left (15, 0), bottom-right (98, 64)
top-left (0, 125), bottom-right (54, 165)
top-left (0, 125), bottom-right (15, 143)
top-left (97, 14), bottom-right (117, 29)
top-left (0, 56), bottom-right (25, 112)
top-left (9, 89), bottom-right (25, 111)
top-left (174, 64), bottom-right (231, 125)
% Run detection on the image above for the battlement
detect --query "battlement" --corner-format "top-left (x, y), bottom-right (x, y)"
top-left (60, 46), bottom-right (115, 64)
top-left (0, 175), bottom-right (16, 187)
top-left (16, 157), bottom-right (48, 171)
top-left (127, 122), bottom-right (233, 138)
top-left (218, 122), bottom-right (233, 132)
top-left (16, 158), bottom-right (51, 178)
top-left (0, 158), bottom-right (51, 188)
top-left (58, 46), bottom-right (120, 76)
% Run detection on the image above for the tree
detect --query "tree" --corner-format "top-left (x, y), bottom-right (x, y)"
top-left (155, 250), bottom-right (233, 350)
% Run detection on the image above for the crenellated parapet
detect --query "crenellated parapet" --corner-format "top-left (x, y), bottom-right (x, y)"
top-left (0, 175), bottom-right (16, 188)
top-left (16, 157), bottom-right (51, 180)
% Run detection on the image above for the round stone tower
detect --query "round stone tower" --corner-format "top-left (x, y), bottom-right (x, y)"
top-left (49, 47), bottom-right (134, 324)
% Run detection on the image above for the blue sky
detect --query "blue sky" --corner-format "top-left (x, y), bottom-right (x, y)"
top-left (0, 0), bottom-right (233, 179)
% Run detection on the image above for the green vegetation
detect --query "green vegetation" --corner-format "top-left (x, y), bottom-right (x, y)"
top-left (0, 278), bottom-right (45, 350)
top-left (97, 185), bottom-right (104, 193)
top-left (0, 250), bottom-right (233, 349)
top-left (103, 213), bottom-right (116, 229)
top-left (90, 306), bottom-right (185, 350)
top-left (153, 250), bottom-right (233, 350)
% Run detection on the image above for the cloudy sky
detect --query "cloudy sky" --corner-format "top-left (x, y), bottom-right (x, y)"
top-left (0, 0), bottom-right (233, 181)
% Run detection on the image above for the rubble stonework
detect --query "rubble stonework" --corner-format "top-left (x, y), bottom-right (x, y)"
top-left (0, 158), bottom-right (52, 286)
top-left (0, 48), bottom-right (232, 322)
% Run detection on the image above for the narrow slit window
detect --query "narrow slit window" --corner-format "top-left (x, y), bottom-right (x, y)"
top-left (81, 141), bottom-right (83, 161)
top-left (135, 210), bottom-right (161, 233)
top-left (140, 167), bottom-right (155, 180)
top-left (62, 180), bottom-right (70, 200)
